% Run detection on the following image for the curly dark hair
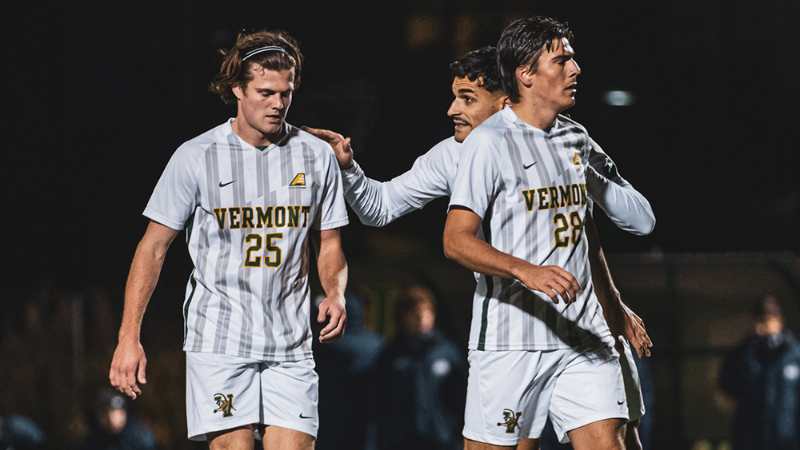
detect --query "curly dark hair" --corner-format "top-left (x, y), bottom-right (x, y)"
top-left (497, 17), bottom-right (574, 103)
top-left (209, 29), bottom-right (303, 105)
top-left (449, 46), bottom-right (504, 94)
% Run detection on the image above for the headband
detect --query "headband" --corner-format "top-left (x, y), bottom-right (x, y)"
top-left (243, 46), bottom-right (288, 61)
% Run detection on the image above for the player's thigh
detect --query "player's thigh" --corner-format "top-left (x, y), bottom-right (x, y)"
top-left (516, 438), bottom-right (540, 450)
top-left (463, 349), bottom-right (566, 447)
top-left (186, 352), bottom-right (262, 441)
top-left (208, 425), bottom-right (257, 450)
top-left (567, 418), bottom-right (626, 450)
top-left (261, 425), bottom-right (315, 450)
top-left (259, 359), bottom-right (319, 440)
top-left (548, 350), bottom-right (627, 445)
top-left (625, 420), bottom-right (642, 450)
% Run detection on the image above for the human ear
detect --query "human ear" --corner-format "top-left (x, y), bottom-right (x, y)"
top-left (516, 65), bottom-right (533, 89)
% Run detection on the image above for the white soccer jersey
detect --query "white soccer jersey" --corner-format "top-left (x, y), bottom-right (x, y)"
top-left (144, 119), bottom-right (348, 361)
top-left (341, 127), bottom-right (652, 236)
top-left (449, 107), bottom-right (615, 352)
top-left (341, 137), bottom-right (460, 226)
top-left (586, 139), bottom-right (655, 235)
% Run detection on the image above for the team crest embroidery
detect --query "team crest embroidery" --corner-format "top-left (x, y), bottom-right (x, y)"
top-left (497, 409), bottom-right (522, 433)
top-left (573, 153), bottom-right (581, 165)
top-left (289, 173), bottom-right (306, 188)
top-left (213, 393), bottom-right (236, 418)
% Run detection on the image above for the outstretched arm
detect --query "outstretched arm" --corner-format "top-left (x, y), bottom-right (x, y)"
top-left (585, 211), bottom-right (652, 357)
top-left (311, 228), bottom-right (348, 343)
top-left (443, 206), bottom-right (582, 304)
top-left (586, 138), bottom-right (655, 236)
top-left (302, 126), bottom-right (446, 227)
top-left (110, 220), bottom-right (179, 398)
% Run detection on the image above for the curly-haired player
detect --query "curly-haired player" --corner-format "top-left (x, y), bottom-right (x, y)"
top-left (110, 29), bottom-right (348, 450)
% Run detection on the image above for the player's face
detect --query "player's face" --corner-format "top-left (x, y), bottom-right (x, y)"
top-left (232, 65), bottom-right (295, 145)
top-left (447, 77), bottom-right (507, 143)
top-left (528, 38), bottom-right (580, 113)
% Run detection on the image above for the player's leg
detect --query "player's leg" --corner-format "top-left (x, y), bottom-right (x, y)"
top-left (625, 420), bottom-right (642, 450)
top-left (259, 359), bottom-right (319, 450)
top-left (516, 438), bottom-right (540, 450)
top-left (566, 418), bottom-right (626, 450)
top-left (462, 350), bottom-right (564, 449)
top-left (208, 426), bottom-right (258, 450)
top-left (261, 426), bottom-right (315, 450)
top-left (548, 349), bottom-right (628, 450)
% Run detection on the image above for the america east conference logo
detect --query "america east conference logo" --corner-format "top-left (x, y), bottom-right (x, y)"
top-left (289, 173), bottom-right (306, 189)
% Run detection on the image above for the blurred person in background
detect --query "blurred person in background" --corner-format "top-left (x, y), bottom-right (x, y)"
top-left (76, 389), bottom-right (157, 450)
top-left (0, 407), bottom-right (45, 450)
top-left (312, 294), bottom-right (384, 450)
top-left (374, 285), bottom-right (467, 450)
top-left (719, 295), bottom-right (800, 450)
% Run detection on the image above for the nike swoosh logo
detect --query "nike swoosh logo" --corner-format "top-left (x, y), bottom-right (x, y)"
top-left (523, 162), bottom-right (537, 169)
top-left (219, 180), bottom-right (235, 187)
top-left (617, 400), bottom-right (625, 405)
top-left (299, 413), bottom-right (314, 419)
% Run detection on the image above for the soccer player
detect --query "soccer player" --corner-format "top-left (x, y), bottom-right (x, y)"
top-left (443, 17), bottom-right (635, 449)
top-left (306, 44), bottom-right (652, 448)
top-left (109, 30), bottom-right (349, 450)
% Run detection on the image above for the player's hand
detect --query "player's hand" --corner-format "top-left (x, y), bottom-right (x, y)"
top-left (109, 337), bottom-right (148, 399)
top-left (317, 294), bottom-right (347, 343)
top-left (518, 264), bottom-right (582, 304)
top-left (301, 126), bottom-right (354, 170)
top-left (605, 297), bottom-right (652, 357)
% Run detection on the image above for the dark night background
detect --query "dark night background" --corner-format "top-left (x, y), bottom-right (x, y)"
top-left (11, 0), bottom-right (799, 290)
top-left (4, 0), bottom-right (800, 448)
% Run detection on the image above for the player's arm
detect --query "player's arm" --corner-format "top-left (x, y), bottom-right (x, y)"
top-left (311, 227), bottom-right (348, 343)
top-left (301, 126), bottom-right (437, 227)
top-left (110, 220), bottom-right (179, 399)
top-left (585, 211), bottom-right (652, 357)
top-left (585, 138), bottom-right (655, 236)
top-left (443, 206), bottom-right (582, 303)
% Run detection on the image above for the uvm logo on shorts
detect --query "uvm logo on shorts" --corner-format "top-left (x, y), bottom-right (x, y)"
top-left (497, 409), bottom-right (522, 433)
top-left (213, 393), bottom-right (236, 418)
top-left (289, 173), bottom-right (306, 189)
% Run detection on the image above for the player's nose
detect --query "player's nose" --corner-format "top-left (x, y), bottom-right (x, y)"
top-left (447, 99), bottom-right (460, 117)
top-left (570, 59), bottom-right (581, 76)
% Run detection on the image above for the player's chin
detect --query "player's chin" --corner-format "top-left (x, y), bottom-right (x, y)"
top-left (454, 128), bottom-right (471, 143)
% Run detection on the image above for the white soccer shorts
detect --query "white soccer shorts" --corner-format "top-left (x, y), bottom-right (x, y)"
top-left (462, 347), bottom-right (628, 446)
top-left (619, 337), bottom-right (645, 422)
top-left (186, 352), bottom-right (319, 441)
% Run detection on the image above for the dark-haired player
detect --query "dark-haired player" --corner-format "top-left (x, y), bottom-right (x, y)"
top-left (444, 17), bottom-right (635, 450)
top-left (109, 29), bottom-right (348, 450)
top-left (307, 44), bottom-right (653, 449)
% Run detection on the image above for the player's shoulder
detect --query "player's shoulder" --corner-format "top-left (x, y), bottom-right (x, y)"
top-left (555, 114), bottom-right (590, 136)
top-left (424, 136), bottom-right (460, 160)
top-left (173, 120), bottom-right (234, 161)
top-left (285, 124), bottom-right (338, 159)
top-left (287, 124), bottom-right (331, 149)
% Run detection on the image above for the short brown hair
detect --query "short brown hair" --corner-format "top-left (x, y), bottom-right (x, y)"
top-left (209, 29), bottom-right (303, 105)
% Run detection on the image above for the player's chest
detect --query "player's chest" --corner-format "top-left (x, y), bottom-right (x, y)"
top-left (202, 149), bottom-right (319, 209)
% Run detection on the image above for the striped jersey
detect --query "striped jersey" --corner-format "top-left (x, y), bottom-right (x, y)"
top-left (449, 107), bottom-right (615, 352)
top-left (341, 115), bottom-right (652, 237)
top-left (341, 137), bottom-right (459, 226)
top-left (144, 119), bottom-right (348, 361)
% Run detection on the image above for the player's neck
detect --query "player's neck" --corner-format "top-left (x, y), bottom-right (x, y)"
top-left (510, 97), bottom-right (560, 131)
top-left (231, 118), bottom-right (285, 148)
